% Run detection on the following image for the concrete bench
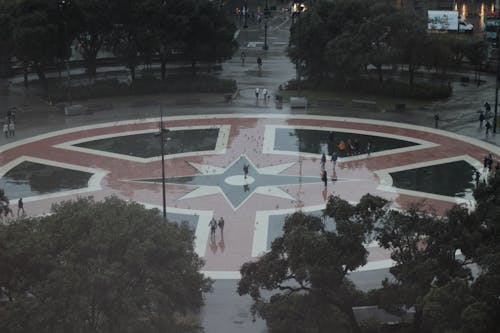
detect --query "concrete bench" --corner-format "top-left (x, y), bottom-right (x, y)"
top-left (64, 104), bottom-right (86, 116)
top-left (290, 97), bottom-right (308, 108)
top-left (352, 99), bottom-right (377, 110)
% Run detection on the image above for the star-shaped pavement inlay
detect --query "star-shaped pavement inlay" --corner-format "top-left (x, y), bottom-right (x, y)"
top-left (133, 155), bottom-right (357, 210)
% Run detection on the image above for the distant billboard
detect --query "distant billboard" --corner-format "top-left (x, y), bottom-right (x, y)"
top-left (428, 10), bottom-right (473, 32)
top-left (428, 10), bottom-right (459, 30)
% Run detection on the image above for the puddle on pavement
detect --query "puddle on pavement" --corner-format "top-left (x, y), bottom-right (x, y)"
top-left (0, 161), bottom-right (92, 199)
top-left (390, 160), bottom-right (476, 198)
top-left (275, 128), bottom-right (417, 156)
top-left (76, 128), bottom-right (219, 158)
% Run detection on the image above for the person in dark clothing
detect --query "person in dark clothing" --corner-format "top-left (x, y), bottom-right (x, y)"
top-left (17, 197), bottom-right (25, 217)
top-left (321, 169), bottom-right (327, 187)
top-left (479, 112), bottom-right (485, 129)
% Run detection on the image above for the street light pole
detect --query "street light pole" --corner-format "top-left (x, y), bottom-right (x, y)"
top-left (156, 108), bottom-right (169, 220)
top-left (263, 20), bottom-right (269, 50)
top-left (495, 51), bottom-right (499, 134)
top-left (263, 0), bottom-right (269, 50)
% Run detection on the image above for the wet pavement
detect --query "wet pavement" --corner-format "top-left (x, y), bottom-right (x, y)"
top-left (1, 11), bottom-right (500, 333)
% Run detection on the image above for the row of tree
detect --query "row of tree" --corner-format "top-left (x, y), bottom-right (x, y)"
top-left (288, 0), bottom-right (488, 86)
top-left (0, 196), bottom-right (212, 333)
top-left (0, 0), bottom-right (237, 84)
top-left (239, 174), bottom-right (500, 332)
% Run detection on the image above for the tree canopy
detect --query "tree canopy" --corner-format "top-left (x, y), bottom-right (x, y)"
top-left (238, 194), bottom-right (389, 333)
top-left (0, 196), bottom-right (212, 333)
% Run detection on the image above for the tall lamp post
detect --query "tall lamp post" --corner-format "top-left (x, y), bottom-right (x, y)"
top-left (263, 21), bottom-right (269, 50)
top-left (263, 0), bottom-right (269, 50)
top-left (155, 108), bottom-right (170, 220)
top-left (494, 47), bottom-right (498, 133)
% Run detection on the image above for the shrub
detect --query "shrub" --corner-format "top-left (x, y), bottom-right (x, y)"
top-left (285, 78), bottom-right (452, 100)
top-left (47, 75), bottom-right (237, 102)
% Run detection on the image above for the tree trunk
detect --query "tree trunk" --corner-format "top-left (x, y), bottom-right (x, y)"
top-left (191, 60), bottom-right (197, 76)
top-left (409, 64), bottom-right (415, 87)
top-left (23, 64), bottom-right (28, 88)
top-left (161, 58), bottom-right (167, 80)
top-left (85, 55), bottom-right (97, 79)
top-left (129, 65), bottom-right (136, 81)
top-left (377, 65), bottom-right (383, 82)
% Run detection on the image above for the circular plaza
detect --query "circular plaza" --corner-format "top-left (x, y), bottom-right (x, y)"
top-left (1, 114), bottom-right (498, 279)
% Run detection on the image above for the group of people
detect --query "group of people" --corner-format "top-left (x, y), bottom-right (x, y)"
top-left (3, 108), bottom-right (16, 138)
top-left (1, 196), bottom-right (25, 221)
top-left (209, 216), bottom-right (225, 238)
top-left (255, 87), bottom-right (271, 101)
top-left (319, 152), bottom-right (338, 188)
top-left (240, 52), bottom-right (263, 71)
top-left (336, 138), bottom-right (371, 156)
top-left (474, 153), bottom-right (500, 187)
top-left (480, 102), bottom-right (494, 135)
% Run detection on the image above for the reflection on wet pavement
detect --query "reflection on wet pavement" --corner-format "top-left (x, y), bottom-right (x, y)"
top-left (390, 160), bottom-right (476, 198)
top-left (0, 161), bottom-right (92, 198)
top-left (275, 128), bottom-right (417, 156)
top-left (76, 128), bottom-right (219, 158)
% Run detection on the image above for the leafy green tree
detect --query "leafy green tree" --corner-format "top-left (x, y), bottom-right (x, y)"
top-left (421, 35), bottom-right (454, 75)
top-left (0, 197), bottom-right (212, 333)
top-left (0, 0), bottom-right (15, 77)
top-left (143, 0), bottom-right (194, 80)
top-left (463, 39), bottom-right (488, 85)
top-left (422, 279), bottom-right (474, 333)
top-left (375, 203), bottom-right (473, 333)
top-left (358, 1), bottom-right (399, 82)
top-left (12, 0), bottom-right (60, 89)
top-left (390, 7), bottom-right (427, 86)
top-left (288, 0), bottom-right (371, 82)
top-left (184, 0), bottom-right (236, 75)
top-left (73, 0), bottom-right (113, 79)
top-left (0, 188), bottom-right (10, 217)
top-left (106, 0), bottom-right (154, 81)
top-left (238, 194), bottom-right (389, 333)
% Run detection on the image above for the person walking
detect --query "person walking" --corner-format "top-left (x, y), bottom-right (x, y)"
top-left (209, 217), bottom-right (218, 238)
top-left (485, 121), bottom-right (492, 135)
top-left (241, 51), bottom-right (246, 64)
top-left (331, 151), bottom-right (338, 168)
top-left (485, 102), bottom-right (491, 113)
top-left (218, 217), bottom-right (225, 235)
top-left (320, 153), bottom-right (326, 170)
top-left (257, 57), bottom-right (262, 70)
top-left (3, 122), bottom-right (8, 138)
top-left (8, 121), bottom-right (14, 137)
top-left (321, 169), bottom-right (327, 187)
top-left (474, 170), bottom-right (481, 187)
top-left (366, 142), bottom-right (372, 156)
top-left (17, 198), bottom-right (25, 217)
top-left (479, 112), bottom-right (485, 129)
top-left (255, 87), bottom-right (260, 99)
top-left (434, 113), bottom-right (440, 129)
top-left (243, 164), bottom-right (249, 179)
top-left (263, 88), bottom-right (268, 101)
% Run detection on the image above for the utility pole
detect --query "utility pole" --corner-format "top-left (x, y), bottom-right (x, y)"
top-left (494, 0), bottom-right (500, 133)
top-left (263, 0), bottom-right (269, 50)
top-left (155, 108), bottom-right (170, 220)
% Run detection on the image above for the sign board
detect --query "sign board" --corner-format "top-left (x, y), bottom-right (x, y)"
top-left (428, 10), bottom-right (459, 30)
